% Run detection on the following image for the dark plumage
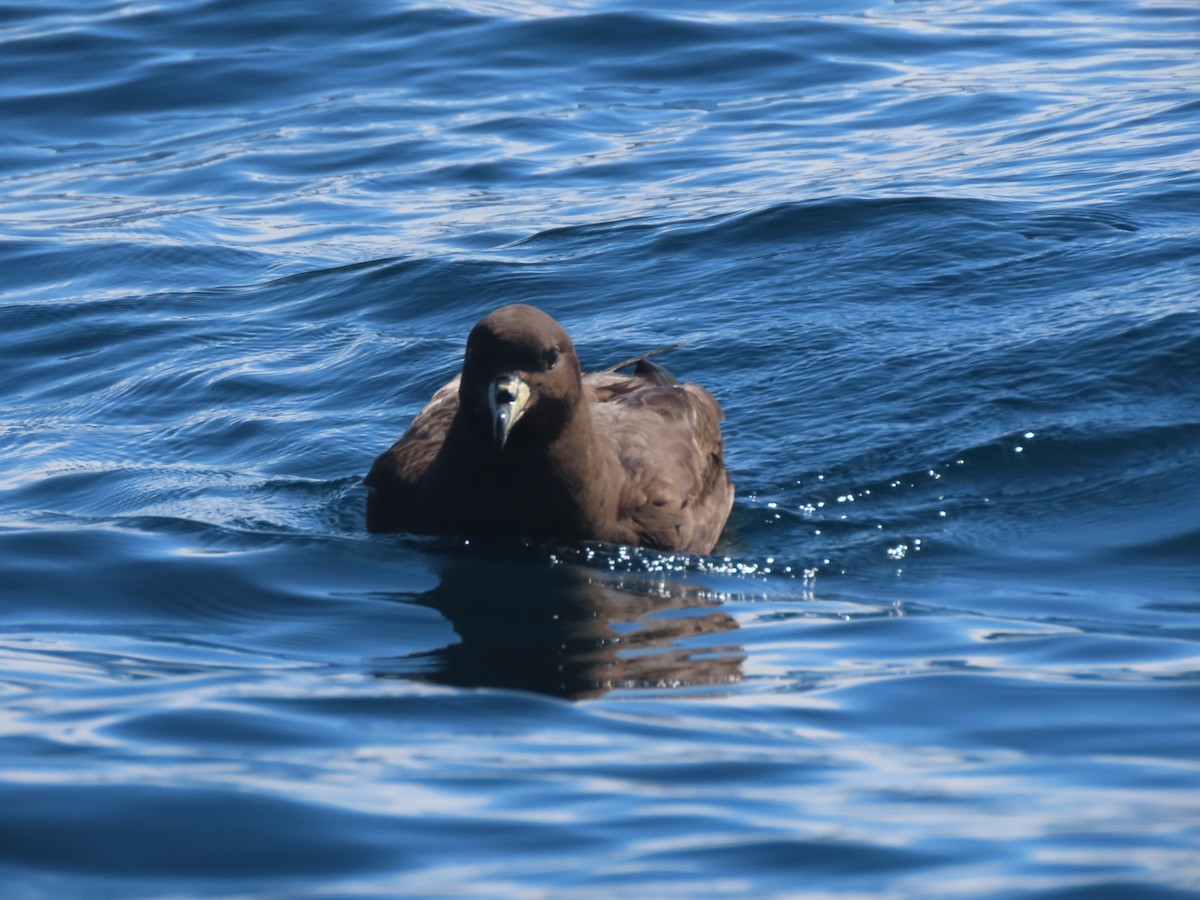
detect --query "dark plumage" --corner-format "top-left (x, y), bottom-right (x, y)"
top-left (365, 304), bottom-right (734, 554)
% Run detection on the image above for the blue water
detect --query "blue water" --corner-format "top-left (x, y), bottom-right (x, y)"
top-left (3, 0), bottom-right (1200, 895)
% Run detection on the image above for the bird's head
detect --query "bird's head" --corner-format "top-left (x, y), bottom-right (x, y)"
top-left (459, 304), bottom-right (583, 454)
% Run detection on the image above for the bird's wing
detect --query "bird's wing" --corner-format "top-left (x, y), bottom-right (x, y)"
top-left (364, 375), bottom-right (460, 530)
top-left (587, 374), bottom-right (732, 554)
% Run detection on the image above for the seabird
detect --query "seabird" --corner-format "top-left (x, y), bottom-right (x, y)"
top-left (365, 304), bottom-right (734, 554)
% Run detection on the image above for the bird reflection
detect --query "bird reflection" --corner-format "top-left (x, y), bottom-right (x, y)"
top-left (377, 553), bottom-right (743, 700)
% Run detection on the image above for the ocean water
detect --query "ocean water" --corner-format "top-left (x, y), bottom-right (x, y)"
top-left (2, 0), bottom-right (1200, 896)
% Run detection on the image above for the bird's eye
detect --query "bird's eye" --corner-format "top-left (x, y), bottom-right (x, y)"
top-left (543, 347), bottom-right (560, 371)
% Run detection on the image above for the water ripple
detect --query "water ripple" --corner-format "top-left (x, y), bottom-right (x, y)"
top-left (2, 0), bottom-right (1199, 895)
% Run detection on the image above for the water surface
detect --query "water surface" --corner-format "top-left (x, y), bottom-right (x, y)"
top-left (2, 0), bottom-right (1200, 896)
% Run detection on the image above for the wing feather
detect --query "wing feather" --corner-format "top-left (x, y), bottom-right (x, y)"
top-left (588, 374), bottom-right (733, 554)
top-left (364, 375), bottom-right (460, 531)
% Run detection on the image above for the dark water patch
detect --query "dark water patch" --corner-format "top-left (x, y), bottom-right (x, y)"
top-left (0, 783), bottom-right (411, 880)
top-left (105, 704), bottom-right (355, 750)
top-left (1019, 884), bottom-right (1200, 900)
top-left (0, 523), bottom-right (450, 656)
top-left (636, 834), bottom-right (950, 878)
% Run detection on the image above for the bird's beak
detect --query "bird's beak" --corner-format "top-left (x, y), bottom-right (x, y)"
top-left (488, 374), bottom-right (530, 452)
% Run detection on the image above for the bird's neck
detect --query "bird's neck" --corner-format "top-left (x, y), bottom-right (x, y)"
top-left (537, 400), bottom-right (605, 493)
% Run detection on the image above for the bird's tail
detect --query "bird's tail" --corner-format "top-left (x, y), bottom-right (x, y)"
top-left (604, 342), bottom-right (684, 375)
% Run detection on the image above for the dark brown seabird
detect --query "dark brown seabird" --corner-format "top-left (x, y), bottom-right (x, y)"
top-left (365, 304), bottom-right (734, 554)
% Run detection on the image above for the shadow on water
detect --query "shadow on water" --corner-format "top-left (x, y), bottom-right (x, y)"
top-left (375, 551), bottom-right (743, 700)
